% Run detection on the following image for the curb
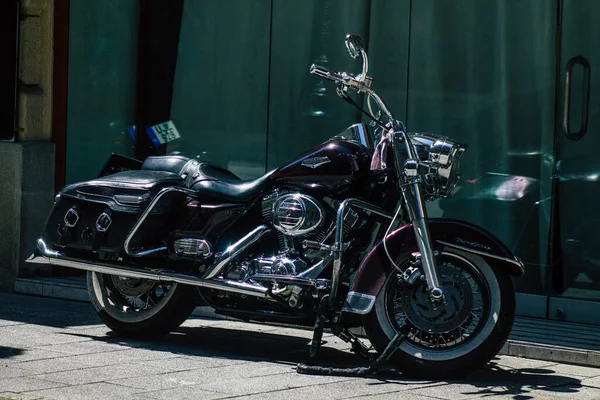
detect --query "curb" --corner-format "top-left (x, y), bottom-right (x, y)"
top-left (498, 340), bottom-right (600, 368)
top-left (14, 278), bottom-right (600, 369)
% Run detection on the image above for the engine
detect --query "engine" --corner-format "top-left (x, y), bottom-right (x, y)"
top-left (223, 190), bottom-right (360, 283)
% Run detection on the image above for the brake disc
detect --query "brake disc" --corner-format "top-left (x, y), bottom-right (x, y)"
top-left (399, 264), bottom-right (474, 334)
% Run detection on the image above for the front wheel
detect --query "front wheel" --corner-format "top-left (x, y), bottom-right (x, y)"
top-left (363, 249), bottom-right (515, 379)
top-left (87, 271), bottom-right (197, 338)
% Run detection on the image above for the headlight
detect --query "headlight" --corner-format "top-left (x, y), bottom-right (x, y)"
top-left (408, 133), bottom-right (466, 200)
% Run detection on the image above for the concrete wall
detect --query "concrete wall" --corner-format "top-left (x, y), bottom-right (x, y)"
top-left (0, 143), bottom-right (55, 291)
top-left (0, 0), bottom-right (55, 292)
top-left (18, 0), bottom-right (54, 142)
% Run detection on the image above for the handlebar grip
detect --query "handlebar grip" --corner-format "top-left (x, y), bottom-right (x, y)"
top-left (310, 64), bottom-right (344, 83)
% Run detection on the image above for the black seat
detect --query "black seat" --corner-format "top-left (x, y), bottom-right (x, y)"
top-left (141, 155), bottom-right (190, 174)
top-left (190, 171), bottom-right (274, 203)
top-left (87, 170), bottom-right (184, 189)
top-left (139, 155), bottom-right (273, 203)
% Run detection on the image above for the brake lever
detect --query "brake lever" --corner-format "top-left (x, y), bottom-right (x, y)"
top-left (336, 84), bottom-right (349, 99)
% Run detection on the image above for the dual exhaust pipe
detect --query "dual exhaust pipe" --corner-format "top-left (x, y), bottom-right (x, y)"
top-left (26, 226), bottom-right (275, 299)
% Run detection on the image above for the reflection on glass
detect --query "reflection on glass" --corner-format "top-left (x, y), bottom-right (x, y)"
top-left (169, 1), bottom-right (271, 180)
top-left (407, 1), bottom-right (557, 295)
top-left (65, 0), bottom-right (138, 184)
top-left (555, 0), bottom-right (600, 304)
top-left (266, 0), bottom-right (371, 170)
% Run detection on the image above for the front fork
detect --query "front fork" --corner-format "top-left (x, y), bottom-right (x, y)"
top-left (392, 129), bottom-right (445, 302)
top-left (327, 128), bottom-right (445, 308)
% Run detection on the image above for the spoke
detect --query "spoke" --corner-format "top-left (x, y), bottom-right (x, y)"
top-left (453, 327), bottom-right (465, 342)
top-left (439, 334), bottom-right (448, 347)
top-left (145, 294), bottom-right (156, 309)
top-left (395, 315), bottom-right (407, 327)
top-left (458, 319), bottom-right (472, 336)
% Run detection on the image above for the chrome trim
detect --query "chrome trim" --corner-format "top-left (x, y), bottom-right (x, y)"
top-left (337, 123), bottom-right (375, 149)
top-left (174, 238), bottom-right (212, 258)
top-left (272, 193), bottom-right (324, 236)
top-left (342, 291), bottom-right (376, 315)
top-left (436, 240), bottom-right (525, 274)
top-left (124, 186), bottom-right (197, 258)
top-left (412, 216), bottom-right (443, 300)
top-left (203, 278), bottom-right (270, 298)
top-left (64, 207), bottom-right (79, 228)
top-left (297, 254), bottom-right (332, 279)
top-left (114, 194), bottom-right (147, 205)
top-left (330, 198), bottom-right (393, 307)
top-left (393, 131), bottom-right (444, 300)
top-left (301, 157), bottom-right (331, 169)
top-left (95, 212), bottom-right (112, 233)
top-left (26, 238), bottom-right (272, 298)
top-left (202, 225), bottom-right (270, 280)
top-left (26, 238), bottom-right (59, 264)
top-left (404, 132), bottom-right (465, 200)
top-left (274, 194), bottom-right (306, 231)
top-left (251, 274), bottom-right (316, 287)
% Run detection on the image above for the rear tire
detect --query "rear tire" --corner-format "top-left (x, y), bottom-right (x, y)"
top-left (87, 271), bottom-right (197, 338)
top-left (362, 249), bottom-right (515, 380)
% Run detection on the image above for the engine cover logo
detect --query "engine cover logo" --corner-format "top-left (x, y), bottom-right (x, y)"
top-left (301, 156), bottom-right (330, 169)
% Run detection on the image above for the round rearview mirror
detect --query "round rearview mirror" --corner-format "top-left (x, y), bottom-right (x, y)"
top-left (345, 34), bottom-right (364, 59)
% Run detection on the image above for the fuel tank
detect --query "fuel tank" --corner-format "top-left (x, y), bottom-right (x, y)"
top-left (270, 139), bottom-right (373, 191)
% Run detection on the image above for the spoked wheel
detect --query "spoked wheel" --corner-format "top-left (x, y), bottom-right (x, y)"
top-left (363, 249), bottom-right (515, 379)
top-left (87, 271), bottom-right (197, 338)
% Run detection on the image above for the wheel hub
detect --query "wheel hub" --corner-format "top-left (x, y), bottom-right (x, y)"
top-left (110, 276), bottom-right (155, 297)
top-left (400, 264), bottom-right (474, 333)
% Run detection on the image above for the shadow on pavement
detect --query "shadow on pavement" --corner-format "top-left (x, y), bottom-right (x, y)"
top-left (64, 324), bottom-right (363, 367)
top-left (62, 324), bottom-right (584, 398)
top-left (0, 293), bottom-right (100, 328)
top-left (0, 346), bottom-right (24, 360)
top-left (456, 359), bottom-right (583, 399)
top-left (0, 293), bottom-right (586, 397)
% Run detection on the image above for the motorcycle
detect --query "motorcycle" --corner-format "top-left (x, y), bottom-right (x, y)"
top-left (27, 34), bottom-right (523, 379)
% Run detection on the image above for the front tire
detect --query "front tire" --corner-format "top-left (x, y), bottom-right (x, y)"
top-left (87, 271), bottom-right (197, 338)
top-left (363, 249), bottom-right (515, 379)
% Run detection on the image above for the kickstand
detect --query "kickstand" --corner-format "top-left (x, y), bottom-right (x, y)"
top-left (307, 295), bottom-right (330, 362)
top-left (297, 331), bottom-right (407, 377)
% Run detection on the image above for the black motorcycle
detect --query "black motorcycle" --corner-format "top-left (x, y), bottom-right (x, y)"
top-left (27, 34), bottom-right (523, 379)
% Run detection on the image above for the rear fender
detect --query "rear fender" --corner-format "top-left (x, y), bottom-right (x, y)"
top-left (342, 218), bottom-right (524, 315)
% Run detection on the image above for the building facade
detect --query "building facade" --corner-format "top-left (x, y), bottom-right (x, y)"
top-left (2, 0), bottom-right (599, 328)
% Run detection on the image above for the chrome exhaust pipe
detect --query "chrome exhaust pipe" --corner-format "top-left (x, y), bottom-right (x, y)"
top-left (202, 225), bottom-right (270, 279)
top-left (26, 237), bottom-right (271, 299)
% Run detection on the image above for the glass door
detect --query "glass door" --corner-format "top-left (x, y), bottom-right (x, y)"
top-left (548, 0), bottom-right (600, 324)
top-left (405, 0), bottom-right (558, 318)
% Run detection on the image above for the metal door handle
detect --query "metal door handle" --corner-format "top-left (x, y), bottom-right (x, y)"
top-left (563, 55), bottom-right (591, 141)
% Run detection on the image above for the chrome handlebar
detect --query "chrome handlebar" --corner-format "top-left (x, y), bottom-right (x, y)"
top-left (309, 63), bottom-right (395, 124)
top-left (309, 64), bottom-right (345, 83)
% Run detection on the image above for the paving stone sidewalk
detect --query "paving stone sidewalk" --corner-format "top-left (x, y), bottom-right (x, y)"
top-left (1, 292), bottom-right (600, 399)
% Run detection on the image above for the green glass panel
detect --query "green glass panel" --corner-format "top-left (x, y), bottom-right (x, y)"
top-left (66, 0), bottom-right (139, 184)
top-left (407, 0), bottom-right (557, 295)
top-left (362, 0), bottom-right (411, 124)
top-left (169, 1), bottom-right (271, 179)
top-left (266, 0), bottom-right (371, 170)
top-left (553, 0), bottom-right (600, 304)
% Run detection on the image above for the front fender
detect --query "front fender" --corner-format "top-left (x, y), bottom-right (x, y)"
top-left (342, 218), bottom-right (524, 315)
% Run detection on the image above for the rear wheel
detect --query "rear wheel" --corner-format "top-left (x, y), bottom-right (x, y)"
top-left (363, 249), bottom-right (515, 379)
top-left (87, 271), bottom-right (197, 338)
